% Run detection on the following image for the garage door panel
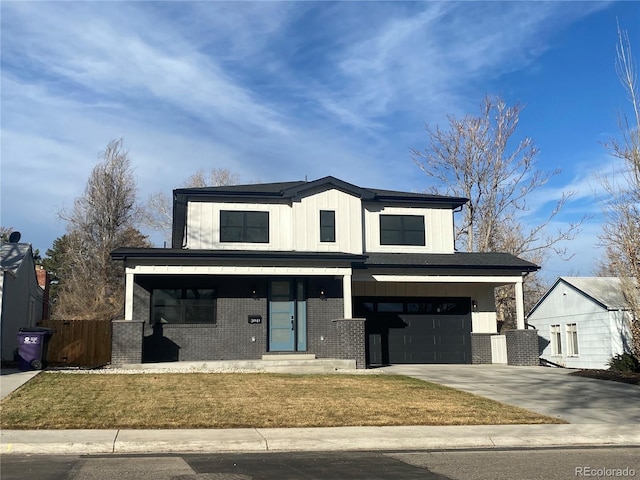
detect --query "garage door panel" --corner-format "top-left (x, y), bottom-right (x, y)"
top-left (358, 296), bottom-right (472, 365)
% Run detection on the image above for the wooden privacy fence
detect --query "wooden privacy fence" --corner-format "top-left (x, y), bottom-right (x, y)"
top-left (38, 319), bottom-right (112, 367)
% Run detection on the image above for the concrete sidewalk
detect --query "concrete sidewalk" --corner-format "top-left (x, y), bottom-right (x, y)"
top-left (1, 369), bottom-right (41, 399)
top-left (2, 365), bottom-right (639, 455)
top-left (2, 424), bottom-right (640, 455)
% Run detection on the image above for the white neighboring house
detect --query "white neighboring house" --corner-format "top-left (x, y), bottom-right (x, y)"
top-left (528, 277), bottom-right (635, 369)
top-left (0, 243), bottom-right (44, 361)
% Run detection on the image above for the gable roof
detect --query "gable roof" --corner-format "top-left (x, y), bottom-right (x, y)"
top-left (1, 243), bottom-right (34, 275)
top-left (174, 176), bottom-right (468, 207)
top-left (528, 276), bottom-right (636, 316)
top-left (560, 277), bottom-right (635, 310)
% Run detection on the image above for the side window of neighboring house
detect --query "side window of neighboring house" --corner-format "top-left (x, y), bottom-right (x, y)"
top-left (151, 288), bottom-right (217, 324)
top-left (379, 215), bottom-right (425, 246)
top-left (550, 324), bottom-right (562, 355)
top-left (566, 323), bottom-right (579, 356)
top-left (220, 211), bottom-right (269, 243)
top-left (320, 210), bottom-right (336, 242)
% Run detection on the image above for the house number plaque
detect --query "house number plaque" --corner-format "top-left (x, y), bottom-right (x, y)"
top-left (248, 315), bottom-right (262, 324)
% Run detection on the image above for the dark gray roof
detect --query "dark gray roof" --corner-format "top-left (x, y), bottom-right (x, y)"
top-left (361, 252), bottom-right (539, 271)
top-left (179, 181), bottom-right (304, 196)
top-left (1, 243), bottom-right (33, 274)
top-left (175, 176), bottom-right (468, 207)
top-left (111, 248), bottom-right (538, 272)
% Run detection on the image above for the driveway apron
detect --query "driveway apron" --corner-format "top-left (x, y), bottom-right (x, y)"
top-left (378, 364), bottom-right (640, 424)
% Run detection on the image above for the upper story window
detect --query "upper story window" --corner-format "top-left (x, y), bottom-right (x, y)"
top-left (220, 211), bottom-right (269, 243)
top-left (379, 214), bottom-right (425, 246)
top-left (320, 210), bottom-right (336, 242)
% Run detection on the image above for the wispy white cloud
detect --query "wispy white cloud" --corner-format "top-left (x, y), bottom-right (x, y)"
top-left (0, 0), bottom-right (622, 267)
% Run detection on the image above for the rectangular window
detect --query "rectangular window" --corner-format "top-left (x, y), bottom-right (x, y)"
top-left (566, 323), bottom-right (579, 356)
top-left (380, 215), bottom-right (425, 246)
top-left (550, 324), bottom-right (562, 355)
top-left (151, 288), bottom-right (216, 324)
top-left (320, 210), bottom-right (336, 242)
top-left (220, 211), bottom-right (269, 243)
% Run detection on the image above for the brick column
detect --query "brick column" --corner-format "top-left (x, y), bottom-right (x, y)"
top-left (505, 329), bottom-right (539, 366)
top-left (111, 320), bottom-right (144, 365)
top-left (471, 333), bottom-right (493, 364)
top-left (332, 318), bottom-right (366, 369)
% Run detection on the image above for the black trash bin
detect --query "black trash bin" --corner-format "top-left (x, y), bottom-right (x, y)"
top-left (16, 327), bottom-right (55, 371)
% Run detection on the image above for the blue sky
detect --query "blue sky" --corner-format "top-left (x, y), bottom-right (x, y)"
top-left (1, 1), bottom-right (638, 281)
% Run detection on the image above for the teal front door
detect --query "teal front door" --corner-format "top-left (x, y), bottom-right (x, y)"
top-left (269, 280), bottom-right (295, 351)
top-left (269, 280), bottom-right (307, 352)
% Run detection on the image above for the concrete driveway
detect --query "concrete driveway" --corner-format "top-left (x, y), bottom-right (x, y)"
top-left (378, 365), bottom-right (640, 424)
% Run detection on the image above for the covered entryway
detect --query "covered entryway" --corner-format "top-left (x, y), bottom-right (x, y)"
top-left (355, 297), bottom-right (472, 365)
top-left (268, 279), bottom-right (307, 352)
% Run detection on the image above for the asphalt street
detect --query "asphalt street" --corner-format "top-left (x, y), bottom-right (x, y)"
top-left (2, 447), bottom-right (639, 480)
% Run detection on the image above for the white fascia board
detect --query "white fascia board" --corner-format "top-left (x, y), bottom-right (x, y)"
top-left (355, 273), bottom-right (524, 284)
top-left (127, 265), bottom-right (353, 276)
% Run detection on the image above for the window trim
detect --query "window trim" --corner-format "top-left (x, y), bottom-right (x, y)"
top-left (220, 210), bottom-right (269, 243)
top-left (379, 214), bottom-right (426, 246)
top-left (550, 324), bottom-right (562, 356)
top-left (320, 210), bottom-right (336, 243)
top-left (566, 323), bottom-right (579, 357)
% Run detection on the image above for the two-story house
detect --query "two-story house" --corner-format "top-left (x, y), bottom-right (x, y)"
top-left (111, 176), bottom-right (539, 368)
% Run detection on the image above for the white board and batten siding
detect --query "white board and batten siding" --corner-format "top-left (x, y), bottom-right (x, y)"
top-left (186, 201), bottom-right (293, 251)
top-left (186, 190), bottom-right (455, 255)
top-left (528, 282), bottom-right (629, 369)
top-left (363, 205), bottom-right (455, 254)
top-left (292, 188), bottom-right (363, 254)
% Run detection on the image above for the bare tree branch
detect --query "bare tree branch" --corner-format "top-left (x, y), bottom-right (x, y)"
top-left (598, 22), bottom-right (640, 355)
top-left (412, 94), bottom-right (587, 328)
top-left (141, 167), bottom-right (241, 245)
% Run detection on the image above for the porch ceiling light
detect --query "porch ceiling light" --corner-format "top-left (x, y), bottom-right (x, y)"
top-left (319, 288), bottom-right (327, 300)
top-left (251, 287), bottom-right (259, 300)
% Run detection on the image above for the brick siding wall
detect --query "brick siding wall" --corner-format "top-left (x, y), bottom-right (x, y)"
top-left (113, 275), bottom-right (367, 366)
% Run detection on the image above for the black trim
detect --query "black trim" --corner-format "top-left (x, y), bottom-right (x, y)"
top-left (111, 248), bottom-right (367, 263)
top-left (111, 248), bottom-right (538, 273)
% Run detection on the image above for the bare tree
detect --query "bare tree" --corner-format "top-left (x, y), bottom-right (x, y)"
top-left (0, 226), bottom-right (14, 242)
top-left (55, 139), bottom-right (150, 321)
top-left (598, 24), bottom-right (640, 355)
top-left (142, 167), bottom-right (240, 245)
top-left (412, 95), bottom-right (585, 328)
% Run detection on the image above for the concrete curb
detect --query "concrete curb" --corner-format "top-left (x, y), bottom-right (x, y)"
top-left (3, 424), bottom-right (640, 455)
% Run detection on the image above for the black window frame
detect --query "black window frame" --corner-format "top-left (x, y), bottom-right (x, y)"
top-left (320, 210), bottom-right (336, 243)
top-left (151, 287), bottom-right (217, 325)
top-left (379, 214), bottom-right (425, 246)
top-left (220, 210), bottom-right (269, 243)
